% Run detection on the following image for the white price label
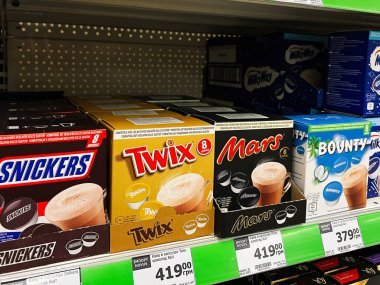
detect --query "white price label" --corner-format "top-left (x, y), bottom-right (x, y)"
top-left (235, 231), bottom-right (287, 277)
top-left (276, 0), bottom-right (323, 6)
top-left (21, 269), bottom-right (80, 285)
top-left (132, 248), bottom-right (195, 285)
top-left (320, 217), bottom-right (363, 256)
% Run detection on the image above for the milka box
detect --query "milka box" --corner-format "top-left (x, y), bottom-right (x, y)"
top-left (206, 37), bottom-right (283, 107)
top-left (259, 33), bottom-right (326, 111)
top-left (326, 31), bottom-right (380, 117)
top-left (366, 118), bottom-right (380, 199)
top-left (94, 110), bottom-right (215, 252)
top-left (288, 114), bottom-right (380, 220)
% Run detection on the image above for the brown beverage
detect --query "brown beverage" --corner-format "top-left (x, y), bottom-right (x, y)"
top-left (251, 162), bottom-right (288, 206)
top-left (45, 183), bottom-right (106, 230)
top-left (157, 173), bottom-right (206, 214)
top-left (342, 164), bottom-right (368, 210)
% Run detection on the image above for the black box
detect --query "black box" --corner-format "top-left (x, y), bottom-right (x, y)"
top-left (191, 111), bottom-right (306, 237)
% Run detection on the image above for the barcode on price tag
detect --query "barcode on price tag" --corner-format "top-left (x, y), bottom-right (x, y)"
top-left (320, 217), bottom-right (364, 257)
top-left (2, 269), bottom-right (81, 285)
top-left (276, 0), bottom-right (323, 6)
top-left (234, 230), bottom-right (287, 277)
top-left (132, 247), bottom-right (195, 285)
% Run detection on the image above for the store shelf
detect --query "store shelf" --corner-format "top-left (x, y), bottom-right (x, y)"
top-left (5, 0), bottom-right (380, 34)
top-left (1, 211), bottom-right (380, 285)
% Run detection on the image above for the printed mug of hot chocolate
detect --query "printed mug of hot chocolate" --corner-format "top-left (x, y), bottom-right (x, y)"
top-left (251, 162), bottom-right (291, 207)
top-left (342, 164), bottom-right (368, 210)
top-left (45, 183), bottom-right (106, 231)
top-left (157, 173), bottom-right (209, 214)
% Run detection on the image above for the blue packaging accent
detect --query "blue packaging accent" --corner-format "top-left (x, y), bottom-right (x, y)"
top-left (366, 117), bottom-right (380, 198)
top-left (0, 232), bottom-right (21, 242)
top-left (326, 31), bottom-right (380, 117)
top-left (206, 34), bottom-right (326, 113)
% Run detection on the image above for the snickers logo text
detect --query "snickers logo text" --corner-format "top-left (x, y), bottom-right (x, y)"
top-left (0, 151), bottom-right (97, 188)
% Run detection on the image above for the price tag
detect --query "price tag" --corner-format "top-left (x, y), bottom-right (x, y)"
top-left (234, 231), bottom-right (287, 277)
top-left (276, 0), bottom-right (323, 6)
top-left (7, 269), bottom-right (81, 285)
top-left (132, 247), bottom-right (195, 285)
top-left (320, 217), bottom-right (364, 256)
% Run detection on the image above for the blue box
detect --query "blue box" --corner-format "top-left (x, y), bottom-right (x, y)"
top-left (287, 114), bottom-right (378, 220)
top-left (326, 31), bottom-right (380, 117)
top-left (367, 118), bottom-right (380, 198)
top-left (206, 33), bottom-right (326, 113)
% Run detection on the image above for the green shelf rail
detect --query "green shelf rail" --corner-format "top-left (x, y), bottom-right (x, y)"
top-left (80, 211), bottom-right (380, 285)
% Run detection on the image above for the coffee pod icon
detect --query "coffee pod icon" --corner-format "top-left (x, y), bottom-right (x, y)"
top-left (323, 181), bottom-right (343, 207)
top-left (125, 183), bottom-right (150, 210)
top-left (217, 170), bottom-right (231, 187)
top-left (230, 172), bottom-right (249, 194)
top-left (275, 210), bottom-right (287, 225)
top-left (237, 187), bottom-right (260, 209)
top-left (285, 205), bottom-right (297, 218)
top-left (138, 201), bottom-right (164, 221)
top-left (66, 239), bottom-right (83, 255)
top-left (81, 232), bottom-right (99, 247)
top-left (183, 220), bottom-right (197, 235)
top-left (196, 214), bottom-right (209, 228)
top-left (0, 197), bottom-right (38, 231)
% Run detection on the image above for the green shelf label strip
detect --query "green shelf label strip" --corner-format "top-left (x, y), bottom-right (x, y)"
top-left (81, 211), bottom-right (380, 285)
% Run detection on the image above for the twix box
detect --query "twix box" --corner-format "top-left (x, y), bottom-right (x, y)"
top-left (95, 110), bottom-right (215, 252)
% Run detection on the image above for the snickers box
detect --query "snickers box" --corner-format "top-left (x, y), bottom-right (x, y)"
top-left (0, 101), bottom-right (109, 273)
top-left (191, 112), bottom-right (306, 237)
top-left (92, 110), bottom-right (215, 252)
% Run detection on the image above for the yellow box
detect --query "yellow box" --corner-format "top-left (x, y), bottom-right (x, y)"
top-left (96, 111), bottom-right (215, 251)
top-left (75, 99), bottom-right (162, 114)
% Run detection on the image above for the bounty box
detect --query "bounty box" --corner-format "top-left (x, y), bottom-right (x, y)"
top-left (191, 112), bottom-right (306, 238)
top-left (94, 110), bottom-right (215, 252)
top-left (326, 31), bottom-right (380, 117)
top-left (288, 114), bottom-right (380, 220)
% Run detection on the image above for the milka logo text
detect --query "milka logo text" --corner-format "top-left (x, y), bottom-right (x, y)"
top-left (122, 140), bottom-right (196, 177)
top-left (128, 221), bottom-right (173, 245)
top-left (217, 134), bottom-right (283, 165)
top-left (318, 139), bottom-right (368, 156)
top-left (231, 211), bottom-right (273, 234)
top-left (244, 67), bottom-right (279, 92)
top-left (285, 45), bottom-right (319, 65)
top-left (0, 151), bottom-right (96, 188)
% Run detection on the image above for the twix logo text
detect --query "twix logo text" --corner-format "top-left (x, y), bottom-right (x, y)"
top-left (122, 139), bottom-right (196, 177)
